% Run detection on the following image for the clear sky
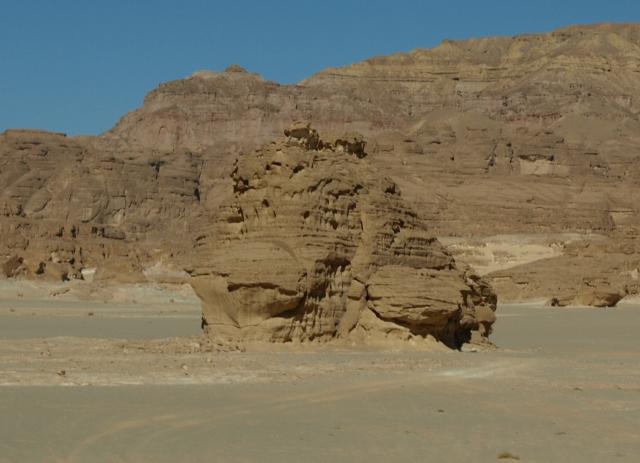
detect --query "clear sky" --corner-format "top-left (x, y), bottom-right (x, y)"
top-left (1, 0), bottom-right (640, 136)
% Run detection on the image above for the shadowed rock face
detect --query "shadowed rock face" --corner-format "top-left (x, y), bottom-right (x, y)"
top-left (189, 126), bottom-right (496, 346)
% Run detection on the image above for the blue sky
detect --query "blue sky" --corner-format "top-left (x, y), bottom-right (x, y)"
top-left (1, 0), bottom-right (639, 135)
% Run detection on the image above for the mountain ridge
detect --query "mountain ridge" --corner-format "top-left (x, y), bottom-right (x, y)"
top-left (1, 23), bottom-right (639, 307)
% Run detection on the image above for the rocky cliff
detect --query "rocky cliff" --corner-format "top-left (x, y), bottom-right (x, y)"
top-left (1, 23), bottom-right (639, 308)
top-left (0, 129), bottom-right (203, 282)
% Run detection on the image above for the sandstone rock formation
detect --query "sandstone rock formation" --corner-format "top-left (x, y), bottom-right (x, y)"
top-left (489, 232), bottom-right (640, 307)
top-left (0, 129), bottom-right (204, 283)
top-left (189, 125), bottom-right (496, 346)
top-left (2, 23), bottom-right (640, 308)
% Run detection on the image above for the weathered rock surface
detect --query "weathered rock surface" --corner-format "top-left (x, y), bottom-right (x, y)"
top-left (2, 23), bottom-right (640, 309)
top-left (489, 232), bottom-right (640, 307)
top-left (0, 129), bottom-right (204, 283)
top-left (189, 126), bottom-right (496, 346)
top-left (104, 24), bottom-right (640, 306)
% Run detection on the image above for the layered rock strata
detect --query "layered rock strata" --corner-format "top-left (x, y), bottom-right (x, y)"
top-left (189, 125), bottom-right (496, 346)
top-left (0, 129), bottom-right (204, 283)
top-left (2, 24), bottom-right (640, 307)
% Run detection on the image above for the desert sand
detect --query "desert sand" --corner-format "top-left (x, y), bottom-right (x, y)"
top-left (0, 285), bottom-right (638, 463)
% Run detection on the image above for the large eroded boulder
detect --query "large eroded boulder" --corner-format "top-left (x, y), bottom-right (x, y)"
top-left (189, 125), bottom-right (496, 347)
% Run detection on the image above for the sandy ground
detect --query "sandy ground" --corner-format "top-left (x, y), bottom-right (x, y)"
top-left (0, 286), bottom-right (639, 462)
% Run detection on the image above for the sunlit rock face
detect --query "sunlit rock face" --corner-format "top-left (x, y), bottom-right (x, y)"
top-left (189, 125), bottom-right (496, 346)
top-left (3, 24), bottom-right (640, 307)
